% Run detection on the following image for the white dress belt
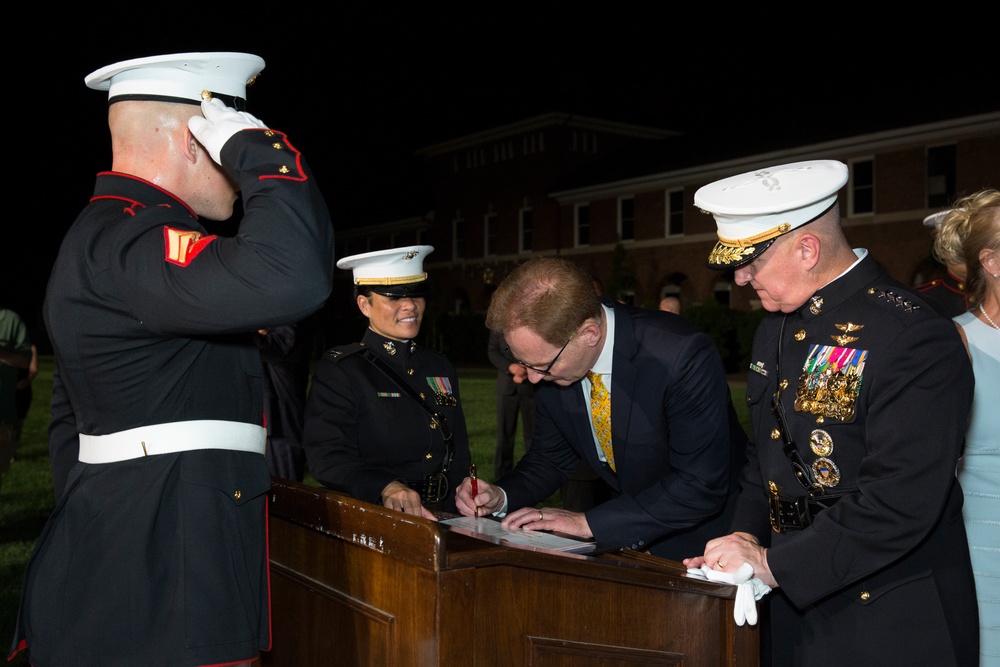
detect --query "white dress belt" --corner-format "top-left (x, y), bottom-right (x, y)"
top-left (78, 420), bottom-right (267, 464)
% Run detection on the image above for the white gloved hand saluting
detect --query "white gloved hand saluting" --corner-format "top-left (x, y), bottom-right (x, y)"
top-left (188, 97), bottom-right (268, 165)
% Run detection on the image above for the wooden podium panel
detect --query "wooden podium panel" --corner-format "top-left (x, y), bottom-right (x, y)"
top-left (263, 479), bottom-right (758, 667)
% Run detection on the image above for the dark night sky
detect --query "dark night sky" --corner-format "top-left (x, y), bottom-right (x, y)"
top-left (9, 9), bottom-right (999, 339)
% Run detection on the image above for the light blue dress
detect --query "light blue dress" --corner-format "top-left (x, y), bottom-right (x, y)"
top-left (955, 310), bottom-right (1000, 666)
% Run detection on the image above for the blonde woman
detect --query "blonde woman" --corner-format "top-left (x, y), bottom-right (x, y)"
top-left (935, 188), bottom-right (1000, 666)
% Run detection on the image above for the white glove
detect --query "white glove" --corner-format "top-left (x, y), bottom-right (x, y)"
top-left (686, 562), bottom-right (771, 626)
top-left (188, 97), bottom-right (268, 165)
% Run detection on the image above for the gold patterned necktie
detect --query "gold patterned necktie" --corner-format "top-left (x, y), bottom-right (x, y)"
top-left (586, 371), bottom-right (614, 471)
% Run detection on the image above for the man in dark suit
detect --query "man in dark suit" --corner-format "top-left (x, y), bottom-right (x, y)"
top-left (455, 257), bottom-right (747, 562)
top-left (686, 159), bottom-right (978, 665)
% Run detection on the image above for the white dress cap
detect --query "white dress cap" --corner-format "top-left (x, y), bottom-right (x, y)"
top-left (337, 245), bottom-right (435, 297)
top-left (923, 210), bottom-right (953, 228)
top-left (696, 160), bottom-right (849, 269)
top-left (85, 52), bottom-right (265, 106)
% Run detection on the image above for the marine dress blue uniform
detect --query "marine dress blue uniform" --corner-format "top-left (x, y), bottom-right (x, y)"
top-left (10, 73), bottom-right (334, 665)
top-left (304, 327), bottom-right (472, 513)
top-left (736, 252), bottom-right (978, 666)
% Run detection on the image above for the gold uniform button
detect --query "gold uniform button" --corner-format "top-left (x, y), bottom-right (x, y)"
top-left (272, 143), bottom-right (284, 150)
top-left (279, 165), bottom-right (290, 174)
top-left (860, 590), bottom-right (870, 601)
top-left (771, 428), bottom-right (781, 441)
top-left (425, 453), bottom-right (433, 460)
top-left (795, 329), bottom-right (806, 341)
top-left (234, 490), bottom-right (242, 500)
top-left (779, 379), bottom-right (789, 391)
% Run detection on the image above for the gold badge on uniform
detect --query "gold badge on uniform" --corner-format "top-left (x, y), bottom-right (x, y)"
top-left (383, 341), bottom-right (396, 355)
top-left (794, 344), bottom-right (867, 423)
top-left (812, 457), bottom-right (841, 487)
top-left (426, 376), bottom-right (458, 406)
top-left (833, 322), bottom-right (864, 346)
top-left (809, 429), bottom-right (833, 457)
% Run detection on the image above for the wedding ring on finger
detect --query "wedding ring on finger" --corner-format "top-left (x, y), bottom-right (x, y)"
top-left (716, 559), bottom-right (725, 569)
top-left (538, 511), bottom-right (544, 521)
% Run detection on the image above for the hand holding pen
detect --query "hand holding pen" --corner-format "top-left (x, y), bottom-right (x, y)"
top-left (470, 464), bottom-right (479, 517)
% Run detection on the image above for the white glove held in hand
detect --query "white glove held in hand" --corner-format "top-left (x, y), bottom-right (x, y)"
top-left (188, 97), bottom-right (268, 165)
top-left (687, 562), bottom-right (772, 626)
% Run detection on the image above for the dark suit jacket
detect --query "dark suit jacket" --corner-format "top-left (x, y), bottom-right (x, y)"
top-left (498, 299), bottom-right (747, 561)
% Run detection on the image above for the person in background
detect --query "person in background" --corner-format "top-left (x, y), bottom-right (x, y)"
top-left (9, 52), bottom-right (334, 667)
top-left (916, 209), bottom-right (969, 316)
top-left (488, 329), bottom-right (534, 480)
top-left (658, 295), bottom-right (681, 314)
top-left (456, 256), bottom-right (747, 562)
top-left (688, 159), bottom-right (977, 666)
top-left (255, 320), bottom-right (313, 482)
top-left (0, 308), bottom-right (32, 492)
top-left (304, 245), bottom-right (471, 518)
top-left (933, 188), bottom-right (1000, 666)
top-left (15, 344), bottom-right (39, 442)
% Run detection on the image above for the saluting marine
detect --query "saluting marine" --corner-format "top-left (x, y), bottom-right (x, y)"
top-left (11, 52), bottom-right (334, 667)
top-left (303, 245), bottom-right (471, 519)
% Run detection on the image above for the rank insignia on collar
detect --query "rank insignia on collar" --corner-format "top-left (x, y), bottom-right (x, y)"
top-left (750, 360), bottom-right (769, 376)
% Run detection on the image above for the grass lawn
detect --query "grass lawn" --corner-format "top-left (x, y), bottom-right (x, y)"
top-left (0, 356), bottom-right (748, 662)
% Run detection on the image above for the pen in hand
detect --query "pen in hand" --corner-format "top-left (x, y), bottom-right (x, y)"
top-left (470, 464), bottom-right (479, 518)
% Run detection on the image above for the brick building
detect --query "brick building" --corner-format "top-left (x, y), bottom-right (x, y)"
top-left (331, 110), bottom-right (999, 327)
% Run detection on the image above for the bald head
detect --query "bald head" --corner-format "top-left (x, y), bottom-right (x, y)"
top-left (107, 100), bottom-right (238, 221)
top-left (109, 101), bottom-right (197, 170)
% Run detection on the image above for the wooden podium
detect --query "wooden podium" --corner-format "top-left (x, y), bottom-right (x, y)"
top-left (262, 479), bottom-right (759, 667)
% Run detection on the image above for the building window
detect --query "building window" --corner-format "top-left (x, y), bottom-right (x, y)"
top-left (618, 196), bottom-right (635, 242)
top-left (849, 158), bottom-right (874, 216)
top-left (666, 189), bottom-right (684, 236)
top-left (575, 203), bottom-right (591, 246)
top-left (927, 144), bottom-right (956, 208)
top-left (484, 213), bottom-right (498, 256)
top-left (572, 131), bottom-right (598, 153)
top-left (519, 208), bottom-right (533, 253)
top-left (523, 133), bottom-right (545, 155)
top-left (453, 218), bottom-right (466, 260)
top-left (494, 141), bottom-right (514, 162)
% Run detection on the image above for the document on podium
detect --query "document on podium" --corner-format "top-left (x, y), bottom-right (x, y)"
top-left (441, 515), bottom-right (597, 554)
